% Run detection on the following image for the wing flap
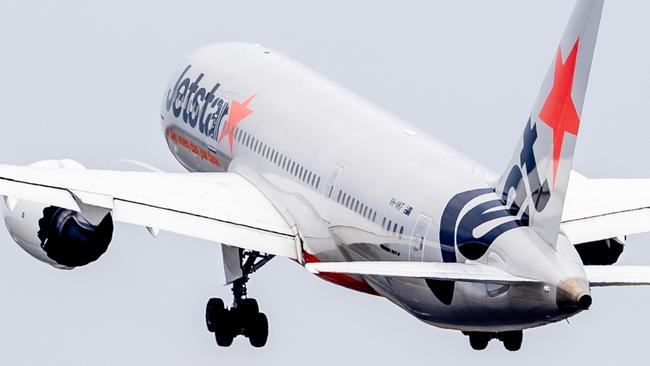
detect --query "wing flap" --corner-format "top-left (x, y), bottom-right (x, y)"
top-left (305, 261), bottom-right (539, 285)
top-left (0, 179), bottom-right (80, 211)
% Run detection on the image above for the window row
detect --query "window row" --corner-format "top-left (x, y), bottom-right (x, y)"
top-left (336, 189), bottom-right (377, 223)
top-left (381, 216), bottom-right (405, 239)
top-left (232, 128), bottom-right (406, 240)
top-left (235, 128), bottom-right (321, 190)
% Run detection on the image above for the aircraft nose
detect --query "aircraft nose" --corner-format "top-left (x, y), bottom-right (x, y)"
top-left (556, 277), bottom-right (591, 312)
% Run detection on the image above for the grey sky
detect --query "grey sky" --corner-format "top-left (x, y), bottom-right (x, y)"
top-left (0, 1), bottom-right (649, 364)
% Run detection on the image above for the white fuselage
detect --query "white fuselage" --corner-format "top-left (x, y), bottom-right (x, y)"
top-left (160, 42), bottom-right (588, 332)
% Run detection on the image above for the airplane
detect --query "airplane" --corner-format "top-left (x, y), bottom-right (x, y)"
top-left (1, 0), bottom-right (648, 351)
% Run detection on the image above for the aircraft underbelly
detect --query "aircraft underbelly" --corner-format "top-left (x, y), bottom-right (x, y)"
top-left (363, 275), bottom-right (565, 332)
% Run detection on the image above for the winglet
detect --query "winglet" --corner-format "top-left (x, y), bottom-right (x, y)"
top-left (495, 0), bottom-right (603, 247)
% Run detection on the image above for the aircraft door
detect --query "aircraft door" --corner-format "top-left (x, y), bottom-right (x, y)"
top-left (409, 215), bottom-right (432, 261)
top-left (322, 165), bottom-right (343, 222)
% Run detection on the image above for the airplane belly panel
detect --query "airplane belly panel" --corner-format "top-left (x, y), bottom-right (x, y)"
top-left (365, 275), bottom-right (567, 332)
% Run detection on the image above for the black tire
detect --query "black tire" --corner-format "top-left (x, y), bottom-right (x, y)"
top-left (501, 331), bottom-right (523, 352)
top-left (206, 298), bottom-right (226, 333)
top-left (215, 328), bottom-right (235, 347)
top-left (248, 312), bottom-right (269, 348)
top-left (469, 333), bottom-right (490, 350)
top-left (238, 298), bottom-right (259, 316)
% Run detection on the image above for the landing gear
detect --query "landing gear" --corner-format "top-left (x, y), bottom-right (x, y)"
top-left (498, 330), bottom-right (523, 351)
top-left (464, 330), bottom-right (523, 351)
top-left (468, 333), bottom-right (490, 350)
top-left (205, 250), bottom-right (274, 348)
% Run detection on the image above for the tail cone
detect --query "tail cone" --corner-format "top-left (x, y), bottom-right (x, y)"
top-left (556, 277), bottom-right (591, 312)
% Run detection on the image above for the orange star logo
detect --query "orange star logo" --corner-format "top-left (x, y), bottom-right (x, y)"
top-left (218, 93), bottom-right (258, 155)
top-left (538, 39), bottom-right (580, 187)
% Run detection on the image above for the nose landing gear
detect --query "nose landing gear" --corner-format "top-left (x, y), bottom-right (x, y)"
top-left (465, 330), bottom-right (523, 351)
top-left (205, 250), bottom-right (274, 347)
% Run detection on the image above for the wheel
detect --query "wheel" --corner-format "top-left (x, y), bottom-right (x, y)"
top-left (469, 333), bottom-right (490, 350)
top-left (238, 298), bottom-right (259, 316)
top-left (500, 331), bottom-right (523, 351)
top-left (206, 298), bottom-right (226, 332)
top-left (215, 310), bottom-right (237, 347)
top-left (248, 312), bottom-right (269, 348)
top-left (215, 326), bottom-right (235, 347)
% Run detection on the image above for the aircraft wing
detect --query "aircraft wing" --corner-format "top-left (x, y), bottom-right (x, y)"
top-left (0, 164), bottom-right (299, 259)
top-left (561, 172), bottom-right (650, 244)
top-left (305, 261), bottom-right (539, 285)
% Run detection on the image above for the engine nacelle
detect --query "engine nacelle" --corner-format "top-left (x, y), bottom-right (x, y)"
top-left (1, 160), bottom-right (114, 269)
top-left (574, 236), bottom-right (625, 265)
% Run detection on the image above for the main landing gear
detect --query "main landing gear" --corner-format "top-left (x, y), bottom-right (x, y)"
top-left (464, 330), bottom-right (523, 351)
top-left (205, 250), bottom-right (274, 347)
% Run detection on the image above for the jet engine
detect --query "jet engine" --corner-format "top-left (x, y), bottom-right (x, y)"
top-left (1, 160), bottom-right (114, 269)
top-left (574, 236), bottom-right (625, 265)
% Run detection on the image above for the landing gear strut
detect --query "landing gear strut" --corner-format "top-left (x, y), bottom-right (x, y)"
top-left (205, 250), bottom-right (274, 347)
top-left (464, 330), bottom-right (523, 351)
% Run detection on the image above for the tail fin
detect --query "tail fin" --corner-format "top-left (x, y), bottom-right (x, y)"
top-left (495, 0), bottom-right (603, 247)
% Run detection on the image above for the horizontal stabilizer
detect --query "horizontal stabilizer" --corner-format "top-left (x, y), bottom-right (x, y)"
top-left (305, 261), bottom-right (539, 285)
top-left (585, 265), bottom-right (650, 287)
top-left (562, 172), bottom-right (650, 244)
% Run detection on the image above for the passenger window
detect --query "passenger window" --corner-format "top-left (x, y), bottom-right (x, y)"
top-left (316, 176), bottom-right (320, 189)
top-left (337, 190), bottom-right (342, 202)
top-left (363, 206), bottom-right (368, 217)
top-left (387, 220), bottom-right (392, 231)
top-left (393, 223), bottom-right (398, 234)
top-left (373, 212), bottom-right (377, 222)
top-left (382, 217), bottom-right (386, 228)
top-left (399, 226), bottom-right (404, 239)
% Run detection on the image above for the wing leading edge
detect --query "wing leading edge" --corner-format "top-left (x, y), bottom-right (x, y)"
top-left (0, 163), bottom-right (299, 259)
